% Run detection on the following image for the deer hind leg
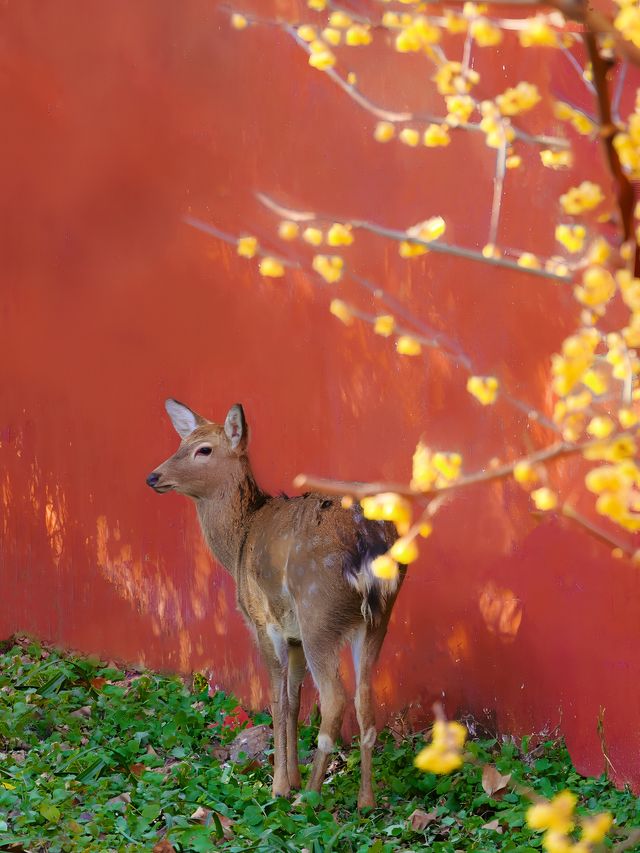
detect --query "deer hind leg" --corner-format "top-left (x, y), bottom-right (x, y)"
top-left (258, 625), bottom-right (290, 797)
top-left (304, 643), bottom-right (347, 793)
top-left (351, 621), bottom-right (389, 809)
top-left (286, 641), bottom-right (306, 788)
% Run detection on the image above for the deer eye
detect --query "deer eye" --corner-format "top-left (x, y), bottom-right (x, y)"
top-left (195, 446), bottom-right (212, 457)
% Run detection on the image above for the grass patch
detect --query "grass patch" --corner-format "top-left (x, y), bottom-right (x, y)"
top-left (0, 636), bottom-right (638, 851)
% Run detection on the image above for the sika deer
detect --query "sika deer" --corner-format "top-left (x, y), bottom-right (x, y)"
top-left (146, 400), bottom-right (405, 807)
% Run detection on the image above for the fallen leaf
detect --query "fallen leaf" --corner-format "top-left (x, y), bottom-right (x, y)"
top-left (129, 763), bottom-right (146, 777)
top-left (152, 841), bottom-right (176, 853)
top-left (482, 819), bottom-right (503, 832)
top-left (229, 724), bottom-right (271, 762)
top-left (190, 807), bottom-right (233, 838)
top-left (409, 808), bottom-right (437, 831)
top-left (106, 792), bottom-right (131, 807)
top-left (209, 745), bottom-right (230, 762)
top-left (481, 764), bottom-right (512, 798)
top-left (70, 706), bottom-right (92, 718)
top-left (90, 677), bottom-right (107, 691)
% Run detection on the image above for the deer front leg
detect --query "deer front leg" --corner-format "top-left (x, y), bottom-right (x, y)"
top-left (257, 627), bottom-right (290, 797)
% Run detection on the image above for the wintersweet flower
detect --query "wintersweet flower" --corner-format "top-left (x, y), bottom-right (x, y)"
top-left (307, 0), bottom-right (326, 9)
top-left (312, 255), bottom-right (343, 283)
top-left (586, 237), bottom-right (611, 265)
top-left (374, 121), bottom-right (395, 142)
top-left (374, 315), bottom-right (395, 337)
top-left (329, 299), bottom-right (353, 325)
top-left (399, 241), bottom-right (428, 258)
top-left (581, 369), bottom-right (607, 395)
top-left (555, 224), bottom-right (586, 253)
top-left (513, 461), bottom-right (539, 486)
top-left (389, 536), bottom-right (419, 564)
top-left (361, 492), bottom-right (412, 534)
top-left (237, 236), bottom-right (258, 258)
top-left (496, 82), bottom-right (541, 115)
top-left (581, 812), bottom-right (613, 843)
top-left (415, 720), bottom-right (467, 774)
top-left (527, 792), bottom-right (577, 834)
top-left (467, 375), bottom-right (499, 405)
top-left (519, 16), bottom-right (559, 47)
top-left (395, 16), bottom-right (441, 52)
top-left (445, 94), bottom-right (475, 125)
top-left (412, 441), bottom-right (437, 491)
top-left (585, 465), bottom-right (627, 494)
top-left (531, 487), bottom-right (558, 511)
top-left (423, 124), bottom-right (451, 147)
top-left (308, 46), bottom-right (336, 70)
top-left (329, 10), bottom-right (352, 28)
top-left (434, 61), bottom-right (478, 95)
top-left (327, 223), bottom-right (354, 246)
top-left (259, 257), bottom-right (285, 277)
top-left (470, 17), bottom-right (502, 46)
top-left (443, 10), bottom-right (468, 33)
top-left (574, 266), bottom-right (615, 308)
top-left (615, 4), bottom-right (640, 48)
top-left (432, 452), bottom-right (462, 482)
top-left (407, 216), bottom-right (446, 241)
top-left (554, 102), bottom-right (596, 135)
top-left (619, 408), bottom-right (639, 427)
top-left (540, 148), bottom-right (573, 169)
top-left (587, 415), bottom-right (615, 439)
top-left (297, 25), bottom-right (316, 42)
top-left (231, 13), bottom-right (248, 30)
top-left (399, 128), bottom-right (420, 146)
top-left (396, 335), bottom-right (422, 355)
top-left (303, 227), bottom-right (323, 246)
top-left (278, 221), bottom-right (299, 241)
top-left (506, 154), bottom-right (522, 169)
top-left (322, 27), bottom-right (342, 46)
top-left (584, 436), bottom-right (636, 462)
top-left (517, 253), bottom-right (541, 269)
top-left (371, 554), bottom-right (399, 581)
top-left (560, 181), bottom-right (604, 214)
top-left (419, 521), bottom-right (433, 538)
top-left (345, 24), bottom-right (372, 46)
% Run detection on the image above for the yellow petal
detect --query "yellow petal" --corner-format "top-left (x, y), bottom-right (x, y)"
top-left (237, 236), bottom-right (258, 258)
top-left (259, 257), bottom-right (285, 278)
top-left (531, 487), bottom-right (558, 511)
top-left (330, 299), bottom-right (353, 325)
top-left (396, 335), bottom-right (422, 355)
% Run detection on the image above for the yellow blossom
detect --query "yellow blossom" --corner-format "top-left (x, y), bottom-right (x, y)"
top-left (329, 10), bottom-right (352, 28)
top-left (582, 369), bottom-right (607, 395)
top-left (513, 460), bottom-right (539, 486)
top-left (415, 720), bottom-right (467, 774)
top-left (467, 375), bottom-right (499, 405)
top-left (322, 27), bottom-right (342, 46)
top-left (496, 82), bottom-right (541, 115)
top-left (374, 314), bottom-right (396, 337)
top-left (584, 436), bottom-right (636, 462)
top-left (506, 154), bottom-right (522, 169)
top-left (407, 216), bottom-right (446, 241)
top-left (596, 491), bottom-right (628, 522)
top-left (555, 224), bottom-right (586, 253)
top-left (443, 10), bottom-right (468, 33)
top-left (470, 17), bottom-right (502, 46)
top-left (540, 148), bottom-right (573, 169)
top-left (399, 240), bottom-right (428, 258)
top-left (312, 254), bottom-right (343, 283)
top-left (395, 16), bottom-right (441, 52)
top-left (581, 813), bottom-right (613, 844)
top-left (617, 269), bottom-right (640, 311)
top-left (432, 451), bottom-right (462, 482)
top-left (389, 535), bottom-right (419, 564)
top-left (615, 4), bottom-right (640, 49)
top-left (419, 521), bottom-right (433, 538)
top-left (587, 415), bottom-right (615, 439)
top-left (412, 441), bottom-right (437, 491)
top-left (445, 94), bottom-right (475, 125)
top-left (308, 48), bottom-right (336, 70)
top-left (347, 72), bottom-right (357, 85)
top-left (560, 181), bottom-right (604, 214)
top-left (518, 253), bottom-right (541, 269)
top-left (519, 16), bottom-right (559, 47)
top-left (586, 237), bottom-right (611, 265)
top-left (619, 408), bottom-right (639, 427)
top-left (482, 243), bottom-right (501, 258)
top-left (329, 299), bottom-right (353, 325)
top-left (399, 127), bottom-right (420, 146)
top-left (531, 487), bottom-right (558, 511)
top-left (554, 101), bottom-right (596, 135)
top-left (423, 123), bottom-right (451, 147)
top-left (345, 24), bottom-right (372, 46)
top-left (396, 335), bottom-right (422, 355)
top-left (542, 832), bottom-right (585, 853)
top-left (259, 257), bottom-right (285, 278)
top-left (374, 121), bottom-right (395, 142)
top-left (371, 554), bottom-right (399, 581)
top-left (237, 236), bottom-right (258, 258)
top-left (361, 492), bottom-right (412, 534)
top-left (527, 792), bottom-right (577, 834)
top-left (303, 227), bottom-right (323, 246)
top-left (434, 61), bottom-right (478, 95)
top-left (278, 221), bottom-right (299, 241)
top-left (574, 266), bottom-right (616, 308)
top-left (585, 464), bottom-right (627, 494)
top-left (297, 25), bottom-right (316, 42)
top-left (231, 13), bottom-right (249, 30)
top-left (327, 223), bottom-right (354, 246)
top-left (307, 0), bottom-right (326, 9)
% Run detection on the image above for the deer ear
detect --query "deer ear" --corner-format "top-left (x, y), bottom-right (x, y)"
top-left (164, 399), bottom-right (206, 439)
top-left (224, 404), bottom-right (247, 451)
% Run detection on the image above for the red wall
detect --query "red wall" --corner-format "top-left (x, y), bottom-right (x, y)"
top-left (2, 0), bottom-right (639, 788)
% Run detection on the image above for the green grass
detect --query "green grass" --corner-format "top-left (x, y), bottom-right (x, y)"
top-left (0, 637), bottom-right (638, 852)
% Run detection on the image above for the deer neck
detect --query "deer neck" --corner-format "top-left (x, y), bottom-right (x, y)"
top-left (195, 460), bottom-right (267, 576)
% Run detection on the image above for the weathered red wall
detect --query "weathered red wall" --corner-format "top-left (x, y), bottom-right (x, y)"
top-left (2, 0), bottom-right (639, 788)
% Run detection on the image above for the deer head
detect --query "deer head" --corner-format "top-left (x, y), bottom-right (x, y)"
top-left (146, 399), bottom-right (249, 500)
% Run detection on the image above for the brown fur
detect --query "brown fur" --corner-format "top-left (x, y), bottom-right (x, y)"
top-left (147, 400), bottom-right (405, 806)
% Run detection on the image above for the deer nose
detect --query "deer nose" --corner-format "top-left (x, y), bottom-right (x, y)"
top-left (146, 472), bottom-right (161, 488)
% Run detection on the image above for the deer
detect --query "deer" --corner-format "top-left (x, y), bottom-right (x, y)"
top-left (146, 399), bottom-right (406, 808)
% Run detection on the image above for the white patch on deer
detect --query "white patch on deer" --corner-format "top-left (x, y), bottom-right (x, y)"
top-left (317, 734), bottom-right (334, 753)
top-left (346, 556), bottom-right (399, 623)
top-left (266, 623), bottom-right (288, 666)
top-left (362, 726), bottom-right (376, 748)
top-left (351, 624), bottom-right (366, 683)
